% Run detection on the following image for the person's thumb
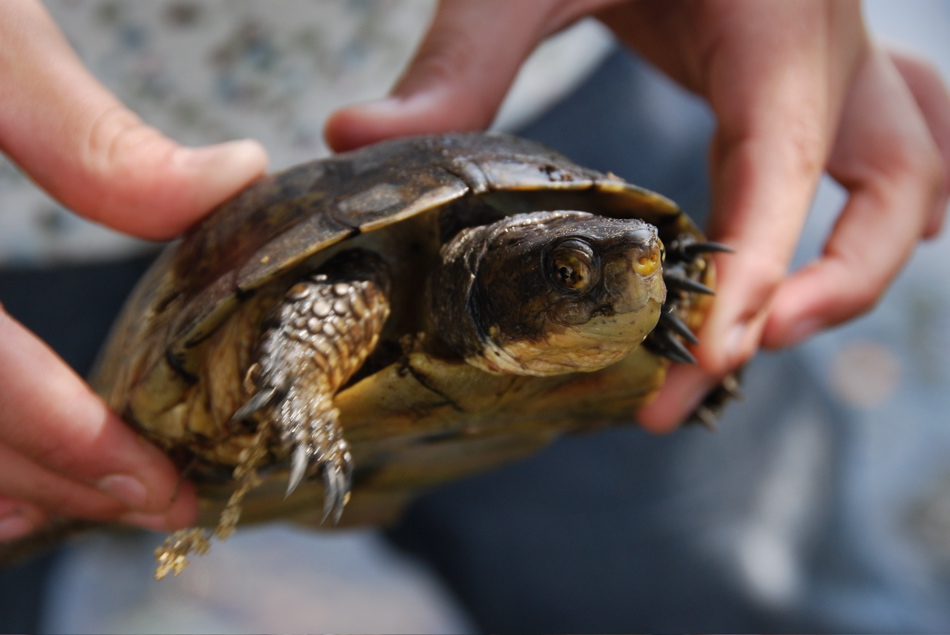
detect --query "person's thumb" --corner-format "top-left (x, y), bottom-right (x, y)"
top-left (326, 0), bottom-right (615, 152)
top-left (0, 1), bottom-right (267, 240)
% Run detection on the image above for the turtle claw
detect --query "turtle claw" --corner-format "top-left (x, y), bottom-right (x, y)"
top-left (648, 328), bottom-right (698, 365)
top-left (285, 444), bottom-right (309, 499)
top-left (646, 236), bottom-right (729, 366)
top-left (232, 384), bottom-right (281, 424)
top-left (690, 405), bottom-right (719, 431)
top-left (720, 373), bottom-right (744, 401)
top-left (284, 440), bottom-right (352, 525)
top-left (686, 370), bottom-right (744, 430)
top-left (663, 273), bottom-right (715, 296)
top-left (320, 451), bottom-right (352, 524)
top-left (682, 240), bottom-right (733, 257)
top-left (658, 309), bottom-right (699, 346)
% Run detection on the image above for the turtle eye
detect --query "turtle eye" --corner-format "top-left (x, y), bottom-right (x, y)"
top-left (547, 239), bottom-right (599, 292)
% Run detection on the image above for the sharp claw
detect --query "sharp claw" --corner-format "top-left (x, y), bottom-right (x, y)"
top-left (649, 329), bottom-right (697, 365)
top-left (663, 273), bottom-right (715, 296)
top-left (232, 385), bottom-right (280, 423)
top-left (721, 373), bottom-right (744, 400)
top-left (659, 309), bottom-right (699, 345)
top-left (285, 444), bottom-right (309, 499)
top-left (320, 468), bottom-right (337, 524)
top-left (320, 461), bottom-right (349, 525)
top-left (690, 405), bottom-right (719, 431)
top-left (665, 340), bottom-right (698, 365)
top-left (683, 241), bottom-right (733, 257)
top-left (284, 442), bottom-right (352, 527)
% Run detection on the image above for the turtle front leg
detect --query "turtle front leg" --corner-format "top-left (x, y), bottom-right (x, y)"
top-left (233, 249), bottom-right (391, 523)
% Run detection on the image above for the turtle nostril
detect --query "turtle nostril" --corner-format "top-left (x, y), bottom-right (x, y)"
top-left (633, 243), bottom-right (661, 276)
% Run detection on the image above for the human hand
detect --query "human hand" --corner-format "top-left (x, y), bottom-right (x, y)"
top-left (325, 0), bottom-right (950, 431)
top-left (0, 1), bottom-right (268, 542)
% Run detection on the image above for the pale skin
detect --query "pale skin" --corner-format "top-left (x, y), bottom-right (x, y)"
top-left (0, 1), bottom-right (268, 540)
top-left (2, 0), bottom-right (948, 543)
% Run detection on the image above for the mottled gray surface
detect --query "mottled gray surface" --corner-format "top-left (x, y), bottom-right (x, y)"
top-left (43, 527), bottom-right (474, 634)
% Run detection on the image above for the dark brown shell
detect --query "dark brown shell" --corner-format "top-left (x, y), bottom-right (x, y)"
top-left (141, 134), bottom-right (681, 358)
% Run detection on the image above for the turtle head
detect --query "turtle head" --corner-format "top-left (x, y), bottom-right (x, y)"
top-left (431, 210), bottom-right (666, 376)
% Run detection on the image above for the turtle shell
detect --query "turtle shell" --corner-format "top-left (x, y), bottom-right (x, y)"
top-left (90, 132), bottom-right (713, 529)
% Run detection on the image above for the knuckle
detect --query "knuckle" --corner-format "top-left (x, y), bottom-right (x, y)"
top-left (81, 105), bottom-right (165, 182)
top-left (82, 105), bottom-right (138, 171)
top-left (884, 137), bottom-right (947, 223)
top-left (784, 114), bottom-right (827, 179)
top-left (72, 105), bottom-right (176, 223)
top-left (898, 140), bottom-right (943, 186)
top-left (891, 48), bottom-right (944, 89)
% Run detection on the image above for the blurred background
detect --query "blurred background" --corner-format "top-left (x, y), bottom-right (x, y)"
top-left (1, 1), bottom-right (949, 632)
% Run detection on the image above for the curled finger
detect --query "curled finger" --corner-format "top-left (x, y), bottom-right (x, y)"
top-left (888, 48), bottom-right (950, 237)
top-left (763, 48), bottom-right (948, 348)
top-left (0, 305), bottom-right (197, 526)
top-left (626, 1), bottom-right (869, 428)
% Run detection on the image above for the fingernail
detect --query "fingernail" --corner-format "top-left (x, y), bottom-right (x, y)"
top-left (0, 514), bottom-right (34, 542)
top-left (178, 138), bottom-right (268, 171)
top-left (349, 96), bottom-right (401, 113)
top-left (782, 317), bottom-right (823, 349)
top-left (99, 474), bottom-right (149, 509)
top-left (726, 323), bottom-right (748, 361)
top-left (119, 512), bottom-right (170, 532)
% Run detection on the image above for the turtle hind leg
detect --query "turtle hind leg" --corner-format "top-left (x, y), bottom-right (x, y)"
top-left (234, 249), bottom-right (392, 523)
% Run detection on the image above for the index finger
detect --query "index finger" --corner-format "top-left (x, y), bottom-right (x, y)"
top-left (0, 0), bottom-right (267, 240)
top-left (0, 306), bottom-right (196, 522)
top-left (634, 4), bottom-right (868, 429)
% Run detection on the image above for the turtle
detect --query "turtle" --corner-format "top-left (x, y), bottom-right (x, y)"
top-left (82, 132), bottom-right (730, 577)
